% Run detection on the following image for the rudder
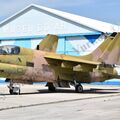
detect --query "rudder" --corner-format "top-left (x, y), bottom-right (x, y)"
top-left (98, 32), bottom-right (120, 65)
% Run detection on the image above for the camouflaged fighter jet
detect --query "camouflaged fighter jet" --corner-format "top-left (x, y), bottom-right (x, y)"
top-left (0, 33), bottom-right (120, 94)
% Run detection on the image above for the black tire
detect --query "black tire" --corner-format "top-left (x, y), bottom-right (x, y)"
top-left (75, 84), bottom-right (83, 93)
top-left (48, 83), bottom-right (56, 92)
top-left (9, 89), bottom-right (13, 95)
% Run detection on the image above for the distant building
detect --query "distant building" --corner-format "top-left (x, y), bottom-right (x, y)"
top-left (0, 4), bottom-right (119, 56)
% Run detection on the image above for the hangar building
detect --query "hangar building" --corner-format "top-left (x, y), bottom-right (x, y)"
top-left (0, 4), bottom-right (119, 56)
top-left (0, 4), bottom-right (120, 84)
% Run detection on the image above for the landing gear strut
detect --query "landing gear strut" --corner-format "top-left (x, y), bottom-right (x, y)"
top-left (73, 80), bottom-right (83, 93)
top-left (8, 81), bottom-right (21, 95)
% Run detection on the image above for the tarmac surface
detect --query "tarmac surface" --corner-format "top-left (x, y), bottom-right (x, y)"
top-left (0, 83), bottom-right (120, 120)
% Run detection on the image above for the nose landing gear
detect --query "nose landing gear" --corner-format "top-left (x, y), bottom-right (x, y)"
top-left (8, 81), bottom-right (21, 95)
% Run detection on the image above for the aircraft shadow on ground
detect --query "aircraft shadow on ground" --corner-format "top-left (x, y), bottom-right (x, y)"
top-left (1, 88), bottom-right (120, 96)
top-left (82, 88), bottom-right (120, 94)
top-left (23, 88), bottom-right (120, 95)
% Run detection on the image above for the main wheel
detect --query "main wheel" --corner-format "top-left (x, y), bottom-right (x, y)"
top-left (48, 83), bottom-right (56, 92)
top-left (9, 89), bottom-right (13, 95)
top-left (75, 84), bottom-right (83, 93)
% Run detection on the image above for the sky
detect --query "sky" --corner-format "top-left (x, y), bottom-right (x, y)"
top-left (0, 0), bottom-right (120, 25)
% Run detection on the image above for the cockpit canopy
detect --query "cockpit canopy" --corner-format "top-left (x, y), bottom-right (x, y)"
top-left (0, 45), bottom-right (20, 55)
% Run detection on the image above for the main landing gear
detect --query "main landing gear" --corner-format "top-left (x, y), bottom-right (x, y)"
top-left (73, 80), bottom-right (83, 93)
top-left (75, 84), bottom-right (83, 93)
top-left (47, 82), bottom-right (56, 92)
top-left (8, 81), bottom-right (21, 95)
top-left (47, 82), bottom-right (83, 93)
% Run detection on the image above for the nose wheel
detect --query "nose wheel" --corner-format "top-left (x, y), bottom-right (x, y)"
top-left (8, 81), bottom-right (21, 95)
top-left (9, 87), bottom-right (20, 95)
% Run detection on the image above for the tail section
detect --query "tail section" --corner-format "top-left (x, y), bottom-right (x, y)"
top-left (80, 33), bottom-right (116, 61)
top-left (98, 32), bottom-right (120, 65)
top-left (36, 34), bottom-right (58, 52)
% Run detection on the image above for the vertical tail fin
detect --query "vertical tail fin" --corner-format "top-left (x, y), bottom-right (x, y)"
top-left (80, 33), bottom-right (116, 61)
top-left (98, 32), bottom-right (120, 65)
top-left (36, 34), bottom-right (58, 52)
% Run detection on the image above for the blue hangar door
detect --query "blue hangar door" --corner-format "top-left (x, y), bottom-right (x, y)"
top-left (65, 35), bottom-right (104, 56)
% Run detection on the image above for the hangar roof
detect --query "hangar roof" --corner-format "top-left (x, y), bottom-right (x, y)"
top-left (0, 4), bottom-right (119, 33)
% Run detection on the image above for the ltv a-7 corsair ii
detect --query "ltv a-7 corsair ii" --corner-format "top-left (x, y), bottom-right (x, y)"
top-left (0, 33), bottom-right (120, 94)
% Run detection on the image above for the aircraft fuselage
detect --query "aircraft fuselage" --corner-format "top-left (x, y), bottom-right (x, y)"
top-left (0, 49), bottom-right (118, 84)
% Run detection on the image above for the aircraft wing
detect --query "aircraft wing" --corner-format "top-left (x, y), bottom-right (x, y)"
top-left (44, 53), bottom-right (100, 71)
